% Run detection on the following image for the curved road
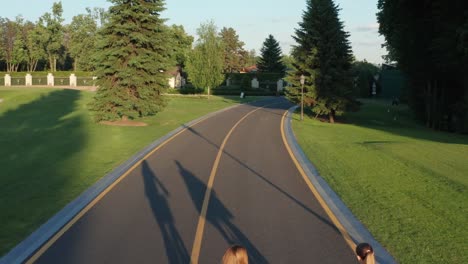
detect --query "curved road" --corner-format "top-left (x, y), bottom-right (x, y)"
top-left (30, 97), bottom-right (357, 263)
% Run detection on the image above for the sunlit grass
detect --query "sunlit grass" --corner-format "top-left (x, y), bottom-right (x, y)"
top-left (292, 100), bottom-right (468, 264)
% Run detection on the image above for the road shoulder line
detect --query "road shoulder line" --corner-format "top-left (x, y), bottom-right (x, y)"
top-left (282, 106), bottom-right (396, 264)
top-left (0, 102), bottom-right (252, 264)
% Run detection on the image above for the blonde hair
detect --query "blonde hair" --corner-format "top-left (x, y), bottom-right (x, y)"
top-left (222, 245), bottom-right (248, 264)
top-left (356, 243), bottom-right (375, 264)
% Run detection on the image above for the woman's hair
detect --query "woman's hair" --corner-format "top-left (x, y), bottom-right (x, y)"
top-left (356, 243), bottom-right (375, 264)
top-left (222, 245), bottom-right (248, 264)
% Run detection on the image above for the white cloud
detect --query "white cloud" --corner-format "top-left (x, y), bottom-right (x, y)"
top-left (354, 23), bottom-right (380, 32)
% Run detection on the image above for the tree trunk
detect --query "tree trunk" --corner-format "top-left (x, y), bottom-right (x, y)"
top-left (329, 110), bottom-right (335, 123)
top-left (207, 87), bottom-right (211, 99)
top-left (425, 80), bottom-right (432, 128)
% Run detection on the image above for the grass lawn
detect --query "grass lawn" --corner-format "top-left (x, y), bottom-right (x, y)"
top-left (0, 87), bottom-right (262, 256)
top-left (292, 99), bottom-right (468, 263)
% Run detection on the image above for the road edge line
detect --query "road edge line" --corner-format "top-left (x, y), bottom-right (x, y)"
top-left (281, 106), bottom-right (397, 264)
top-left (0, 99), bottom-right (267, 264)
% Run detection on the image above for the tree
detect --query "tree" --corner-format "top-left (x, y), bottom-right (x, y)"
top-left (186, 21), bottom-right (224, 98)
top-left (68, 12), bottom-right (98, 71)
top-left (243, 49), bottom-right (257, 67)
top-left (0, 17), bottom-right (24, 72)
top-left (257, 34), bottom-right (286, 75)
top-left (25, 21), bottom-right (46, 72)
top-left (166, 24), bottom-right (193, 68)
top-left (351, 60), bottom-right (380, 97)
top-left (90, 0), bottom-right (171, 121)
top-left (40, 2), bottom-right (65, 72)
top-left (219, 27), bottom-right (246, 73)
top-left (287, 0), bottom-right (355, 123)
top-left (378, 0), bottom-right (468, 132)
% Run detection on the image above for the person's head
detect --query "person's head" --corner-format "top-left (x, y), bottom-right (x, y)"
top-left (222, 245), bottom-right (248, 264)
top-left (355, 243), bottom-right (375, 264)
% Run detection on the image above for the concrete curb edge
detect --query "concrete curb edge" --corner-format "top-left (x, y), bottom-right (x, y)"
top-left (283, 105), bottom-right (397, 264)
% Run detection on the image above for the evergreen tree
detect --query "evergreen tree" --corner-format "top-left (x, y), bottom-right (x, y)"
top-left (287, 0), bottom-right (354, 123)
top-left (257, 34), bottom-right (286, 75)
top-left (185, 21), bottom-right (224, 98)
top-left (378, 0), bottom-right (468, 132)
top-left (90, 0), bottom-right (171, 121)
top-left (219, 27), bottom-right (246, 73)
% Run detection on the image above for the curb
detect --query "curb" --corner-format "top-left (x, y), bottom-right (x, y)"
top-left (0, 100), bottom-right (268, 264)
top-left (283, 106), bottom-right (397, 264)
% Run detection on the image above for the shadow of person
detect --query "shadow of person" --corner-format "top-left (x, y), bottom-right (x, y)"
top-left (175, 161), bottom-right (268, 264)
top-left (142, 161), bottom-right (190, 264)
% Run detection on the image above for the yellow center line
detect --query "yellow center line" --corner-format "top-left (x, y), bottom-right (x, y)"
top-left (25, 107), bottom-right (235, 264)
top-left (189, 105), bottom-right (269, 264)
top-left (280, 110), bottom-right (356, 251)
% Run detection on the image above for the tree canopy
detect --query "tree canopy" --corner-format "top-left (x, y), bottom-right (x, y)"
top-left (287, 0), bottom-right (355, 123)
top-left (257, 34), bottom-right (286, 75)
top-left (219, 27), bottom-right (247, 73)
top-left (90, 0), bottom-right (171, 121)
top-left (378, 0), bottom-right (468, 132)
top-left (185, 21), bottom-right (225, 97)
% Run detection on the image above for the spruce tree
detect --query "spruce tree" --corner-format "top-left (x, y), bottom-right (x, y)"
top-left (287, 0), bottom-right (354, 123)
top-left (257, 34), bottom-right (286, 75)
top-left (91, 0), bottom-right (171, 121)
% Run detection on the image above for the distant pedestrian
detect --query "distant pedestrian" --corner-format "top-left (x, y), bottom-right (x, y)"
top-left (356, 242), bottom-right (375, 264)
top-left (222, 245), bottom-right (248, 264)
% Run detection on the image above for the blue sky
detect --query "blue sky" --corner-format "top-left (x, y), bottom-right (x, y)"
top-left (1, 0), bottom-right (386, 64)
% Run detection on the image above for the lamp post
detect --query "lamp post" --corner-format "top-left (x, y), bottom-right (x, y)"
top-left (300, 74), bottom-right (305, 121)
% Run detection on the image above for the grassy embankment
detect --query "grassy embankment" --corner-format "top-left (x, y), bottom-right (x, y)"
top-left (0, 87), bottom-right (261, 256)
top-left (292, 100), bottom-right (467, 263)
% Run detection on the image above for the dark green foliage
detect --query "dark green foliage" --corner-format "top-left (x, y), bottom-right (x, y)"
top-left (287, 0), bottom-right (355, 123)
top-left (257, 34), bottom-right (286, 75)
top-left (90, 0), bottom-right (171, 121)
top-left (167, 24), bottom-right (193, 68)
top-left (351, 60), bottom-right (379, 97)
top-left (378, 0), bottom-right (468, 132)
top-left (219, 27), bottom-right (247, 73)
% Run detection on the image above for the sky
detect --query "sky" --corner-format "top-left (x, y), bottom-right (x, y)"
top-left (1, 0), bottom-right (386, 64)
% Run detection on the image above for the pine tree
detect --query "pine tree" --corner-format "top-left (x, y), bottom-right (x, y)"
top-left (287, 0), bottom-right (355, 123)
top-left (219, 27), bottom-right (246, 73)
top-left (90, 0), bottom-right (171, 121)
top-left (257, 34), bottom-right (286, 75)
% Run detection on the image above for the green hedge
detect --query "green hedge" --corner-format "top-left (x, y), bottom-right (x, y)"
top-left (167, 85), bottom-right (280, 96)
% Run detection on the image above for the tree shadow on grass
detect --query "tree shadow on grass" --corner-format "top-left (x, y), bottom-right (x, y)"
top-left (0, 89), bottom-right (86, 256)
top-left (342, 100), bottom-right (468, 145)
top-left (142, 161), bottom-right (190, 264)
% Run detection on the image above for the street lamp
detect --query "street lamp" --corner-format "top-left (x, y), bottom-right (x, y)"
top-left (300, 74), bottom-right (305, 121)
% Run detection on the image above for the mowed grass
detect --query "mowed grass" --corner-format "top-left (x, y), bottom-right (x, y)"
top-left (292, 100), bottom-right (467, 264)
top-left (0, 88), bottom-right (261, 256)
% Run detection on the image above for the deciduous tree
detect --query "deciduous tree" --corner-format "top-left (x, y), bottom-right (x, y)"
top-left (186, 21), bottom-right (224, 98)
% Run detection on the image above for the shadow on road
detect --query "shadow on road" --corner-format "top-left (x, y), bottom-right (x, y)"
top-left (142, 161), bottom-right (190, 264)
top-left (183, 120), bottom-right (340, 234)
top-left (175, 161), bottom-right (268, 264)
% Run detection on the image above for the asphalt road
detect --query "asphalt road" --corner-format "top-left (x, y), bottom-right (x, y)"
top-left (32, 97), bottom-right (357, 263)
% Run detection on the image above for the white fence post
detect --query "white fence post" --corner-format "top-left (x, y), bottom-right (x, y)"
top-left (26, 73), bottom-right (32, 86)
top-left (5, 74), bottom-right (11, 86)
top-left (277, 79), bottom-right (284, 92)
top-left (251, 77), bottom-right (259, 89)
top-left (47, 73), bottom-right (54, 86)
top-left (70, 74), bottom-right (77, 87)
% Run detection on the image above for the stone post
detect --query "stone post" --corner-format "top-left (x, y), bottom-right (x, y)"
top-left (47, 73), bottom-right (54, 86)
top-left (26, 73), bottom-right (32, 86)
top-left (251, 77), bottom-right (259, 89)
top-left (226, 77), bottom-right (231, 87)
top-left (70, 73), bottom-right (77, 87)
top-left (5, 74), bottom-right (11, 86)
top-left (277, 79), bottom-right (284, 92)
